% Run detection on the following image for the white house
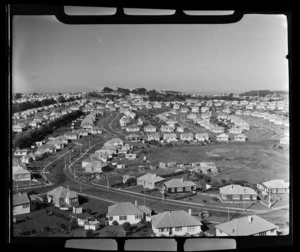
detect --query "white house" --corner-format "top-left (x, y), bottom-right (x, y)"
top-left (195, 133), bottom-right (209, 142)
top-left (13, 192), bottom-right (31, 216)
top-left (229, 127), bottom-right (243, 134)
top-left (126, 124), bottom-right (140, 132)
top-left (163, 133), bottom-right (178, 142)
top-left (191, 106), bottom-right (199, 113)
top-left (151, 210), bottom-right (202, 237)
top-left (201, 106), bottom-right (209, 113)
top-left (147, 133), bottom-right (161, 141)
top-left (161, 125), bottom-right (174, 132)
top-left (215, 215), bottom-right (279, 236)
top-left (216, 133), bottom-right (229, 142)
top-left (107, 201), bottom-right (151, 225)
top-left (180, 132), bottom-right (194, 141)
top-left (137, 173), bottom-right (165, 190)
top-left (234, 134), bottom-right (247, 142)
top-left (144, 125), bottom-right (157, 132)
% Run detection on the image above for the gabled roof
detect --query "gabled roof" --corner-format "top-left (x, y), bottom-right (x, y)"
top-left (107, 202), bottom-right (144, 216)
top-left (13, 192), bottom-right (30, 206)
top-left (47, 186), bottom-right (78, 203)
top-left (217, 133), bottom-right (229, 138)
top-left (125, 133), bottom-right (140, 138)
top-left (137, 173), bottom-right (165, 183)
top-left (262, 179), bottom-right (289, 189)
top-left (164, 178), bottom-right (196, 188)
top-left (220, 185), bottom-right (257, 195)
top-left (215, 215), bottom-right (278, 236)
top-left (151, 210), bottom-right (202, 229)
top-left (235, 134), bottom-right (247, 138)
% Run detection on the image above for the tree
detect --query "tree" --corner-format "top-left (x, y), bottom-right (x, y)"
top-left (112, 220), bottom-right (119, 225)
top-left (122, 222), bottom-right (131, 231)
top-left (102, 87), bottom-right (114, 93)
top-left (70, 219), bottom-right (79, 230)
top-left (15, 93), bottom-right (22, 99)
top-left (58, 96), bottom-right (66, 103)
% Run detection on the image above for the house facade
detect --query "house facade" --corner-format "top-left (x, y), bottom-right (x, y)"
top-left (180, 133), bottom-right (194, 141)
top-left (47, 186), bottom-right (79, 208)
top-left (195, 133), bottom-right (209, 142)
top-left (137, 173), bottom-right (165, 189)
top-left (147, 133), bottom-right (161, 141)
top-left (144, 125), bottom-right (157, 132)
top-left (258, 179), bottom-right (289, 195)
top-left (107, 202), bottom-right (151, 225)
top-left (219, 184), bottom-right (257, 203)
top-left (164, 178), bottom-right (196, 193)
top-left (215, 215), bottom-right (279, 236)
top-left (163, 133), bottom-right (178, 142)
top-left (234, 134), bottom-right (247, 142)
top-left (216, 133), bottom-right (229, 142)
top-left (151, 210), bottom-right (202, 237)
top-left (13, 192), bottom-right (31, 215)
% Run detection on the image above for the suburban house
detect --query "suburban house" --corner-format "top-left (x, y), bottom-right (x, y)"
top-left (147, 133), bottom-right (161, 141)
top-left (46, 140), bottom-right (64, 150)
top-left (90, 127), bottom-right (102, 134)
top-left (257, 179), bottom-right (289, 196)
top-left (164, 178), bottom-right (197, 193)
top-left (201, 106), bottom-right (209, 113)
top-left (137, 173), bottom-right (165, 189)
top-left (84, 161), bottom-right (107, 173)
top-left (13, 123), bottom-right (26, 133)
top-left (151, 209), bottom-right (202, 237)
top-left (163, 133), bottom-right (178, 142)
top-left (47, 186), bottom-right (79, 208)
top-left (223, 108), bottom-right (231, 114)
top-left (64, 132), bottom-right (79, 140)
top-left (215, 215), bottom-right (279, 236)
top-left (107, 201), bottom-right (151, 225)
top-left (55, 135), bottom-right (69, 144)
top-left (180, 107), bottom-right (189, 113)
top-left (173, 104), bottom-right (180, 110)
top-left (97, 148), bottom-right (116, 158)
top-left (71, 213), bottom-right (100, 231)
top-left (160, 125), bottom-right (174, 132)
top-left (180, 132), bottom-right (194, 141)
top-left (191, 106), bottom-right (199, 113)
top-left (211, 126), bottom-right (225, 134)
top-left (234, 134), bottom-right (247, 142)
top-left (13, 192), bottom-right (32, 215)
top-left (20, 153), bottom-right (36, 164)
top-left (117, 164), bottom-right (126, 169)
top-left (195, 133), bottom-right (209, 142)
top-left (125, 153), bottom-right (137, 160)
top-left (14, 149), bottom-right (29, 157)
top-left (219, 184), bottom-right (257, 203)
top-left (190, 162), bottom-right (218, 174)
top-left (76, 129), bottom-right (89, 137)
top-left (125, 134), bottom-right (141, 142)
top-left (216, 133), bottom-right (229, 142)
top-left (105, 138), bottom-right (124, 147)
top-left (176, 126), bottom-right (185, 132)
top-left (13, 159), bottom-right (31, 181)
top-left (187, 114), bottom-right (197, 119)
top-left (229, 127), bottom-right (243, 134)
top-left (144, 125), bottom-right (157, 132)
top-left (126, 124), bottom-right (140, 132)
top-left (82, 156), bottom-right (102, 167)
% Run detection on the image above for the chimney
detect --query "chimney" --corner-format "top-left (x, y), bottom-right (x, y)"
top-left (248, 216), bottom-right (253, 224)
top-left (188, 209), bottom-right (192, 215)
top-left (135, 200), bottom-right (137, 206)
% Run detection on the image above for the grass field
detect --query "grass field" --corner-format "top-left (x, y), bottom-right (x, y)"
top-left (149, 140), bottom-right (289, 185)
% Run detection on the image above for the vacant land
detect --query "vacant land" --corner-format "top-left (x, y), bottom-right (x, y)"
top-left (149, 140), bottom-right (289, 184)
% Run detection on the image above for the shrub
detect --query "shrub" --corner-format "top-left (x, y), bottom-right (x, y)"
top-left (112, 220), bottom-right (119, 225)
top-left (122, 222), bottom-right (132, 231)
top-left (70, 219), bottom-right (79, 230)
top-left (86, 229), bottom-right (94, 237)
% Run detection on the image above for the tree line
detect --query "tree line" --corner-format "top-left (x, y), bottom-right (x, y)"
top-left (12, 96), bottom-right (78, 114)
top-left (13, 110), bottom-right (84, 149)
top-left (239, 90), bottom-right (287, 97)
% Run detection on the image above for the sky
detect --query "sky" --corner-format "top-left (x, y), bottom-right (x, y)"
top-left (12, 13), bottom-right (289, 94)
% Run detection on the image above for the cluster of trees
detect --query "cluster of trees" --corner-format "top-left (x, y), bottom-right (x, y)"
top-left (12, 96), bottom-right (78, 114)
top-left (12, 99), bottom-right (57, 114)
top-left (239, 90), bottom-right (287, 97)
top-left (13, 110), bottom-right (83, 148)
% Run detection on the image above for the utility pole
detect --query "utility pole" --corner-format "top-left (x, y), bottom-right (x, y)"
top-left (16, 184), bottom-right (18, 194)
top-left (227, 202), bottom-right (230, 222)
top-left (162, 186), bottom-right (165, 201)
top-left (106, 174), bottom-right (109, 189)
top-left (144, 187), bottom-right (145, 206)
top-left (69, 151), bottom-right (71, 163)
top-left (243, 197), bottom-right (246, 211)
top-left (268, 189), bottom-right (271, 209)
top-left (74, 166), bottom-right (76, 178)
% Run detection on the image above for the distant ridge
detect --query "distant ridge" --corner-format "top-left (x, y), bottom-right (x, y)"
top-left (239, 90), bottom-right (288, 97)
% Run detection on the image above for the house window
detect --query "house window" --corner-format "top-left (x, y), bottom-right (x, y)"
top-left (242, 195), bottom-right (250, 200)
top-left (175, 227), bottom-right (182, 231)
top-left (185, 187), bottom-right (191, 192)
top-left (119, 216), bottom-right (127, 221)
top-left (22, 203), bottom-right (30, 208)
top-left (232, 195), bottom-right (240, 200)
top-left (135, 215), bottom-right (140, 220)
top-left (171, 188), bottom-right (175, 193)
top-left (109, 217), bottom-right (113, 221)
top-left (177, 187), bottom-right (183, 192)
top-left (259, 231), bottom-right (267, 236)
top-left (222, 194), bottom-right (227, 200)
top-left (187, 226), bottom-right (196, 232)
